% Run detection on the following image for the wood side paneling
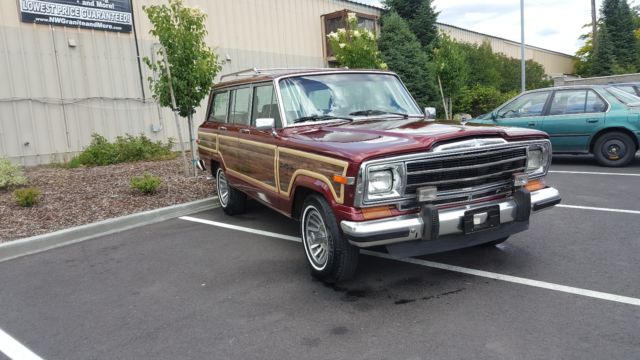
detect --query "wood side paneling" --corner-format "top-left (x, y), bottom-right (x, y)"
top-left (217, 136), bottom-right (236, 169)
top-left (237, 140), bottom-right (277, 188)
top-left (278, 148), bottom-right (348, 204)
top-left (197, 132), bottom-right (218, 154)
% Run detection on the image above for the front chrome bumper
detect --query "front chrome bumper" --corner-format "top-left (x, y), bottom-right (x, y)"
top-left (341, 187), bottom-right (561, 248)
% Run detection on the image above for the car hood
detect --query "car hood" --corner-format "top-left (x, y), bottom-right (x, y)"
top-left (283, 118), bottom-right (547, 163)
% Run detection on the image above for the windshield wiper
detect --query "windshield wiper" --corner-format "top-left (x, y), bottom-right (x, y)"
top-left (293, 115), bottom-right (352, 124)
top-left (349, 109), bottom-right (409, 119)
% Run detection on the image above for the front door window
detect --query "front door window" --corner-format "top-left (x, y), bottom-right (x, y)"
top-left (251, 85), bottom-right (281, 128)
top-left (498, 92), bottom-right (550, 119)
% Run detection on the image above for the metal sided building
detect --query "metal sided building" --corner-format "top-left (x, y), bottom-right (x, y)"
top-left (0, 0), bottom-right (381, 166)
top-left (1, 0), bottom-right (573, 165)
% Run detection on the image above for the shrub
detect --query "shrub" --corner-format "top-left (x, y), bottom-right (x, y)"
top-left (65, 157), bottom-right (83, 168)
top-left (76, 133), bottom-right (176, 166)
top-left (455, 86), bottom-right (517, 117)
top-left (327, 12), bottom-right (387, 70)
top-left (130, 173), bottom-right (163, 194)
top-left (14, 187), bottom-right (40, 207)
top-left (0, 158), bottom-right (27, 190)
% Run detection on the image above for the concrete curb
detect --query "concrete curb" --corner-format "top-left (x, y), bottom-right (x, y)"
top-left (0, 197), bottom-right (220, 263)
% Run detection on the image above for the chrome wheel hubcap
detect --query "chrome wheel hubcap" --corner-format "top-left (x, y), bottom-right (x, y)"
top-left (217, 170), bottom-right (229, 207)
top-left (303, 207), bottom-right (329, 270)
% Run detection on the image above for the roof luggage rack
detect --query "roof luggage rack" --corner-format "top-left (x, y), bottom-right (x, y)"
top-left (219, 67), bottom-right (331, 81)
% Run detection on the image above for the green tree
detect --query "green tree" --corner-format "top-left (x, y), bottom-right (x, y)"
top-left (524, 60), bottom-right (552, 90)
top-left (602, 0), bottom-right (638, 69)
top-left (579, 0), bottom-right (639, 74)
top-left (454, 41), bottom-right (549, 93)
top-left (143, 0), bottom-right (222, 117)
top-left (378, 12), bottom-right (436, 107)
top-left (383, 0), bottom-right (439, 49)
top-left (410, 1), bottom-right (440, 50)
top-left (143, 0), bottom-right (222, 175)
top-left (498, 56), bottom-right (551, 91)
top-left (382, 0), bottom-right (421, 20)
top-left (460, 42), bottom-right (502, 89)
top-left (431, 35), bottom-right (469, 110)
top-left (592, 25), bottom-right (616, 75)
top-left (327, 12), bottom-right (387, 70)
top-left (574, 29), bottom-right (594, 76)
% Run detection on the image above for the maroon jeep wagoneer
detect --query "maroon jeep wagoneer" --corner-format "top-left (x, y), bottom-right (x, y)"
top-left (197, 68), bottom-right (561, 282)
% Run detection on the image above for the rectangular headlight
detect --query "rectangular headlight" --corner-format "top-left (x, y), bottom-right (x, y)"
top-left (526, 142), bottom-right (551, 178)
top-left (527, 149), bottom-right (543, 171)
top-left (368, 170), bottom-right (393, 194)
top-left (365, 164), bottom-right (404, 202)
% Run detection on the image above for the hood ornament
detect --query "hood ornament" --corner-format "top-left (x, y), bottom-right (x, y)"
top-left (459, 113), bottom-right (472, 129)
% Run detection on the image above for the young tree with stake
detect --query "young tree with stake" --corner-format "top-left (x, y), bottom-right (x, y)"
top-left (143, 0), bottom-right (222, 176)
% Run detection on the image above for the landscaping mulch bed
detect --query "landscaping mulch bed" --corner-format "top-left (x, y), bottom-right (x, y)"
top-left (0, 158), bottom-right (213, 242)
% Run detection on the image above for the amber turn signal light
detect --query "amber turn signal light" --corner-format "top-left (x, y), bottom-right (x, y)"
top-left (332, 175), bottom-right (354, 185)
top-left (525, 179), bottom-right (545, 192)
top-left (361, 206), bottom-right (393, 220)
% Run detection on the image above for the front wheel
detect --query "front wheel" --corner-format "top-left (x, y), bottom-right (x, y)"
top-left (593, 132), bottom-right (637, 167)
top-left (301, 194), bottom-right (359, 283)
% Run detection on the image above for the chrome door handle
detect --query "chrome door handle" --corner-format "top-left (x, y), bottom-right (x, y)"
top-left (239, 129), bottom-right (250, 134)
top-left (219, 126), bottom-right (227, 131)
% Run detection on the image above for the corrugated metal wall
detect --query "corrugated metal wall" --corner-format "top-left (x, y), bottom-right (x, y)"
top-left (437, 23), bottom-right (575, 76)
top-left (0, 0), bottom-right (380, 165)
top-left (1, 1), bottom-right (576, 165)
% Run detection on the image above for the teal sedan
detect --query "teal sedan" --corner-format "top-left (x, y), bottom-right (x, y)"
top-left (472, 85), bottom-right (640, 167)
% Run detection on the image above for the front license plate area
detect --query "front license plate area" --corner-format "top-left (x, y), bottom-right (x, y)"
top-left (463, 205), bottom-right (500, 234)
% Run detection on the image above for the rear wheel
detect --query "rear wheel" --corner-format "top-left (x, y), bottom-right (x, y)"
top-left (593, 131), bottom-right (637, 167)
top-left (216, 168), bottom-right (247, 215)
top-left (301, 194), bottom-right (359, 283)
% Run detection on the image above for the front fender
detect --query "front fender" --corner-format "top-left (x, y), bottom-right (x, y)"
top-left (290, 174), bottom-right (340, 209)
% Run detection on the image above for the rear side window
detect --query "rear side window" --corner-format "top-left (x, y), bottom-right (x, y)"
top-left (549, 90), bottom-right (606, 115)
top-left (614, 85), bottom-right (638, 96)
top-left (229, 88), bottom-right (252, 125)
top-left (586, 91), bottom-right (607, 112)
top-left (549, 90), bottom-right (587, 115)
top-left (251, 85), bottom-right (281, 128)
top-left (208, 91), bottom-right (229, 123)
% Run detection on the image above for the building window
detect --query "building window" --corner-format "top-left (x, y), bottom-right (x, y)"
top-left (321, 9), bottom-right (378, 67)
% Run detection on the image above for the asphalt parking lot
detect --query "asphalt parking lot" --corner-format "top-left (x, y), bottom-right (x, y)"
top-left (1, 155), bottom-right (639, 360)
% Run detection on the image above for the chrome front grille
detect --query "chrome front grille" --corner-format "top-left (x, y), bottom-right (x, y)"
top-left (404, 147), bottom-right (527, 195)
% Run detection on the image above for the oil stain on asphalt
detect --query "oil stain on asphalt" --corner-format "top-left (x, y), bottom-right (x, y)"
top-left (316, 276), bottom-right (466, 305)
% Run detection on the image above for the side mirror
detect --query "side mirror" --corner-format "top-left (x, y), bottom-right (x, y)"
top-left (491, 112), bottom-right (498, 121)
top-left (424, 107), bottom-right (436, 119)
top-left (255, 118), bottom-right (275, 131)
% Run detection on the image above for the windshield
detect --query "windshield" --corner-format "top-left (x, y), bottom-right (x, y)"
top-left (605, 86), bottom-right (640, 106)
top-left (278, 73), bottom-right (422, 125)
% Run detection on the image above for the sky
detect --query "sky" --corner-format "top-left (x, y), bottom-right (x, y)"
top-left (358, 0), bottom-right (608, 55)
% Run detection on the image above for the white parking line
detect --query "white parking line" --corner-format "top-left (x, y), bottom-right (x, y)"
top-left (180, 216), bottom-right (301, 242)
top-left (0, 327), bottom-right (44, 360)
top-left (557, 204), bottom-right (640, 215)
top-left (549, 170), bottom-right (640, 177)
top-left (179, 216), bottom-right (640, 308)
